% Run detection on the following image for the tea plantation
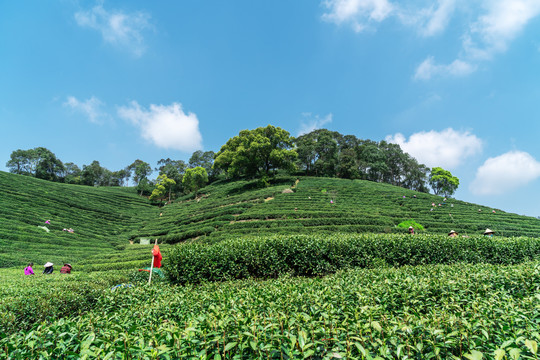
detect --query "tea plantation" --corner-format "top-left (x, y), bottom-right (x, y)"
top-left (2, 170), bottom-right (540, 359)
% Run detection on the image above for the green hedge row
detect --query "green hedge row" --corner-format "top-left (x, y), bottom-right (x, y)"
top-left (166, 233), bottom-right (540, 284)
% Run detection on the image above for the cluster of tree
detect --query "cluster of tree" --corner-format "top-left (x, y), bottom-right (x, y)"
top-left (6, 126), bottom-right (460, 198)
top-left (215, 126), bottom-right (459, 196)
top-left (5, 147), bottom-right (216, 197)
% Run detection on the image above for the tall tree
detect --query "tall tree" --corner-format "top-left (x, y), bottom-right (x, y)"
top-left (214, 125), bottom-right (297, 178)
top-left (34, 148), bottom-right (65, 182)
top-left (63, 162), bottom-right (81, 184)
top-left (429, 167), bottom-right (459, 196)
top-left (150, 174), bottom-right (177, 202)
top-left (156, 158), bottom-right (186, 193)
top-left (182, 167), bottom-right (208, 194)
top-left (81, 160), bottom-right (104, 186)
top-left (6, 149), bottom-right (33, 175)
top-left (129, 159), bottom-right (152, 191)
top-left (189, 150), bottom-right (216, 177)
top-left (6, 147), bottom-right (64, 181)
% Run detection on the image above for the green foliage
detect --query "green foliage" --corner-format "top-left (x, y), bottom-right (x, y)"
top-left (2, 263), bottom-right (540, 358)
top-left (214, 124), bottom-right (297, 177)
top-left (149, 174), bottom-right (176, 202)
top-left (397, 219), bottom-right (425, 231)
top-left (430, 166), bottom-right (460, 196)
top-left (6, 147), bottom-right (65, 181)
top-left (182, 166), bottom-right (208, 194)
top-left (166, 233), bottom-right (540, 284)
top-left (0, 171), bottom-right (154, 267)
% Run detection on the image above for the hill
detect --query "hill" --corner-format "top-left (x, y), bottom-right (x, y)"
top-left (0, 171), bottom-right (154, 267)
top-left (139, 176), bottom-right (540, 242)
top-left (2, 171), bottom-right (540, 268)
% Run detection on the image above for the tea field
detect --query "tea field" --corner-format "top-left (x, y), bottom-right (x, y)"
top-left (2, 171), bottom-right (540, 358)
top-left (0, 171), bottom-right (154, 268)
top-left (1, 262), bottom-right (539, 359)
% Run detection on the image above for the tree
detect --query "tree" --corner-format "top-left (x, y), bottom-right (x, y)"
top-left (429, 167), bottom-right (459, 196)
top-left (63, 162), bottom-right (81, 184)
top-left (81, 160), bottom-right (104, 186)
top-left (113, 169), bottom-right (130, 187)
top-left (189, 150), bottom-right (216, 178)
top-left (129, 160), bottom-right (152, 194)
top-left (150, 174), bottom-right (177, 203)
top-left (214, 125), bottom-right (297, 178)
top-left (6, 149), bottom-right (34, 175)
top-left (182, 167), bottom-right (208, 194)
top-left (6, 147), bottom-right (64, 181)
top-left (156, 158), bottom-right (186, 194)
top-left (33, 148), bottom-right (65, 182)
top-left (295, 129), bottom-right (342, 177)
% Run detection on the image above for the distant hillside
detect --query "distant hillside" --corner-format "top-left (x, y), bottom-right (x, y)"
top-left (140, 176), bottom-right (540, 243)
top-left (2, 171), bottom-right (540, 269)
top-left (0, 171), bottom-right (153, 267)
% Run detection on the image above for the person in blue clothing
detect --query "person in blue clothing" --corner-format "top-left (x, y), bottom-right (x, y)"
top-left (483, 229), bottom-right (495, 237)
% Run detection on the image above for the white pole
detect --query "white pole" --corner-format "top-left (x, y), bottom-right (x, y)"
top-left (148, 239), bottom-right (157, 284)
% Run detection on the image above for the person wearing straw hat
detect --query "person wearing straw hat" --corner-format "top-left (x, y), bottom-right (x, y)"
top-left (448, 230), bottom-right (458, 237)
top-left (60, 263), bottom-right (72, 274)
top-left (483, 228), bottom-right (495, 237)
top-left (43, 262), bottom-right (54, 274)
top-left (408, 226), bottom-right (415, 235)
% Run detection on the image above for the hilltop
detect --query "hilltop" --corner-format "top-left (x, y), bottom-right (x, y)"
top-left (2, 170), bottom-right (540, 268)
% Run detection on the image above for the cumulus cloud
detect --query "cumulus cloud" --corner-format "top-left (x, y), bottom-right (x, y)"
top-left (322, 0), bottom-right (394, 32)
top-left (385, 128), bottom-right (483, 169)
top-left (470, 151), bottom-right (540, 195)
top-left (63, 96), bottom-right (107, 124)
top-left (322, 0), bottom-right (540, 79)
top-left (298, 113), bottom-right (333, 136)
top-left (464, 0), bottom-right (540, 60)
top-left (414, 56), bottom-right (476, 80)
top-left (75, 4), bottom-right (152, 57)
top-left (117, 101), bottom-right (202, 152)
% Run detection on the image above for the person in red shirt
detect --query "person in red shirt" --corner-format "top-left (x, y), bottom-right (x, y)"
top-left (60, 263), bottom-right (72, 274)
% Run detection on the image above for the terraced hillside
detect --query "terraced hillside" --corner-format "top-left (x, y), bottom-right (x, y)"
top-left (3, 171), bottom-right (540, 270)
top-left (138, 176), bottom-right (540, 244)
top-left (0, 171), bottom-right (154, 267)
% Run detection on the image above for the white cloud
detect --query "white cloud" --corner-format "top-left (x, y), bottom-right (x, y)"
top-left (421, 0), bottom-right (456, 36)
top-left (298, 113), bottom-right (333, 136)
top-left (75, 4), bottom-right (151, 57)
top-left (386, 128), bottom-right (483, 169)
top-left (470, 151), bottom-right (540, 195)
top-left (63, 96), bottom-right (107, 124)
top-left (464, 0), bottom-right (540, 60)
top-left (322, 0), bottom-right (540, 79)
top-left (414, 56), bottom-right (476, 80)
top-left (398, 0), bottom-right (457, 37)
top-left (117, 101), bottom-right (202, 152)
top-left (322, 0), bottom-right (394, 32)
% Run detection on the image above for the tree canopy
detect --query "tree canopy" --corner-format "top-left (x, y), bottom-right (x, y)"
top-left (429, 167), bottom-right (459, 196)
top-left (214, 125), bottom-right (297, 178)
top-left (182, 167), bottom-right (208, 194)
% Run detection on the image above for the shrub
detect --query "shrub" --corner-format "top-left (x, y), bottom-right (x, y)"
top-left (165, 233), bottom-right (540, 284)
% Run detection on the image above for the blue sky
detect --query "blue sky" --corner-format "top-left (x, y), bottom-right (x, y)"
top-left (2, 0), bottom-right (540, 217)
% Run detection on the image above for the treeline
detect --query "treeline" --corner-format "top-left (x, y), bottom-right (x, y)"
top-left (6, 125), bottom-right (455, 196)
top-left (294, 129), bottom-right (429, 192)
top-left (214, 126), bottom-right (432, 193)
top-left (5, 147), bottom-right (216, 195)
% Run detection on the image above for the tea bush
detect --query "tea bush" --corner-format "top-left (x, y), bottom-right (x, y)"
top-left (166, 233), bottom-right (540, 284)
top-left (1, 262), bottom-right (539, 359)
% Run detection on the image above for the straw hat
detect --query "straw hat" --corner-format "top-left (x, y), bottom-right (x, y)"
top-left (448, 230), bottom-right (457, 235)
top-left (483, 228), bottom-right (495, 235)
top-left (44, 262), bottom-right (53, 267)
